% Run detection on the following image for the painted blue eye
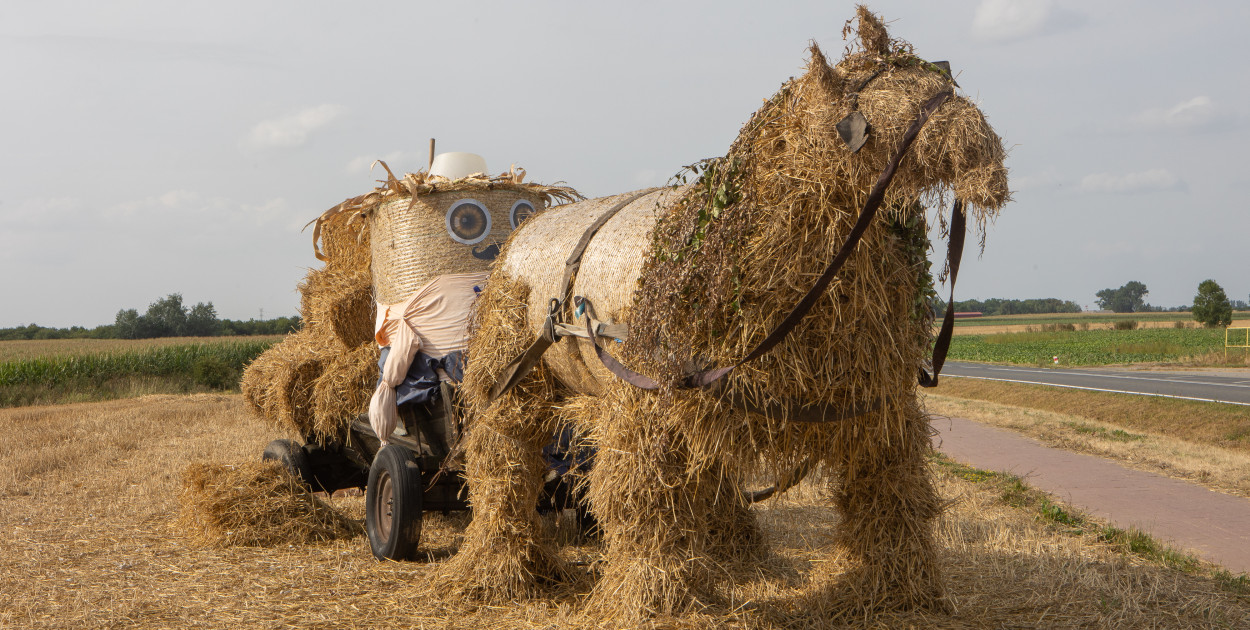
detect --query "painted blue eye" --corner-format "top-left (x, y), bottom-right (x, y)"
top-left (446, 199), bottom-right (491, 244)
top-left (509, 199), bottom-right (535, 229)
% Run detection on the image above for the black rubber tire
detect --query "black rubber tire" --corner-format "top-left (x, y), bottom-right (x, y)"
top-left (365, 444), bottom-right (423, 561)
top-left (262, 439), bottom-right (315, 488)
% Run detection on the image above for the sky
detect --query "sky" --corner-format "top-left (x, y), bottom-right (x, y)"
top-left (2, 0), bottom-right (1247, 328)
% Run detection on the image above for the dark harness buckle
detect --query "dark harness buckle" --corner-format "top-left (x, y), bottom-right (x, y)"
top-left (540, 297), bottom-right (563, 343)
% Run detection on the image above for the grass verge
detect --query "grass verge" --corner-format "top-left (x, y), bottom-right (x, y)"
top-left (931, 453), bottom-right (1222, 579)
top-left (932, 377), bottom-right (1250, 450)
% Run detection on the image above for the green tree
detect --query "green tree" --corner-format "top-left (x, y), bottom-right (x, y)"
top-left (1095, 281), bottom-right (1149, 313)
top-left (185, 302), bottom-right (220, 337)
top-left (145, 294), bottom-right (188, 337)
top-left (1192, 279), bottom-right (1233, 327)
top-left (114, 308), bottom-right (142, 339)
top-left (112, 294), bottom-right (221, 339)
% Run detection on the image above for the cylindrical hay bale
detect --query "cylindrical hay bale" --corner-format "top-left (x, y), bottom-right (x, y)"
top-left (320, 215), bottom-right (371, 271)
top-left (240, 328), bottom-right (326, 437)
top-left (311, 342), bottom-right (380, 441)
top-left (326, 273), bottom-right (375, 348)
top-left (496, 187), bottom-right (686, 395)
top-left (371, 189), bottom-right (542, 305)
top-left (302, 267), bottom-right (375, 349)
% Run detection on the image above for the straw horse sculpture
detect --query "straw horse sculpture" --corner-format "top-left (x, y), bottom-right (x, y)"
top-left (442, 9), bottom-right (1009, 619)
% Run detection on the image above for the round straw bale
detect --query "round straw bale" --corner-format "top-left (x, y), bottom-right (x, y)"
top-left (302, 267), bottom-right (375, 349)
top-left (240, 329), bottom-right (326, 437)
top-left (311, 342), bottom-right (380, 442)
top-left (318, 212), bottom-right (371, 269)
top-left (176, 460), bottom-right (362, 548)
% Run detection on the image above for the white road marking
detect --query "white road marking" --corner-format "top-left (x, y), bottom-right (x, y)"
top-left (959, 365), bottom-right (1250, 390)
top-left (943, 374), bottom-right (1250, 406)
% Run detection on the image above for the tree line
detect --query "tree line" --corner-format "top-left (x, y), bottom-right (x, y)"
top-left (1094, 279), bottom-right (1244, 327)
top-left (0, 294), bottom-right (301, 341)
top-left (934, 297), bottom-right (1082, 317)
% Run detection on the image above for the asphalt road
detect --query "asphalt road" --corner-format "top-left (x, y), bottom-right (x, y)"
top-left (941, 361), bottom-right (1250, 406)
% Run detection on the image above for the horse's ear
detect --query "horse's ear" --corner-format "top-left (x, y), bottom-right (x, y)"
top-left (805, 43), bottom-right (843, 97)
top-left (856, 5), bottom-right (890, 56)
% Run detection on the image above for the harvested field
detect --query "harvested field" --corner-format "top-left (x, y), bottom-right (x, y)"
top-left (1, 394), bottom-right (1248, 628)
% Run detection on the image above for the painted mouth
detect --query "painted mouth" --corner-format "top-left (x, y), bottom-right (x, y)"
top-left (472, 242), bottom-right (501, 261)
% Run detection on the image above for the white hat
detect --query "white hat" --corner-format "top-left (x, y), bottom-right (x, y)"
top-left (428, 152), bottom-right (488, 180)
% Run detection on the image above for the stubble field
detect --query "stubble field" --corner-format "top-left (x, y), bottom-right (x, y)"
top-left (2, 394), bottom-right (1248, 628)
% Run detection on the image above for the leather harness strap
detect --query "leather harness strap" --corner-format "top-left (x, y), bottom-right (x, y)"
top-left (487, 189), bottom-right (659, 402)
top-left (590, 89), bottom-right (958, 401)
top-left (919, 198), bottom-right (964, 388)
top-left (490, 88), bottom-right (968, 420)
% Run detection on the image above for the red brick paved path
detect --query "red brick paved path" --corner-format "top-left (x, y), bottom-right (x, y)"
top-left (932, 416), bottom-right (1250, 574)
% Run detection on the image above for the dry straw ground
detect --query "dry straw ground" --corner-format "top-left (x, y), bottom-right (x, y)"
top-left (2, 394), bottom-right (1248, 628)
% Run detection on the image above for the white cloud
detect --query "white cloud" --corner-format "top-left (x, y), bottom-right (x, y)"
top-left (1078, 169), bottom-right (1182, 194)
top-left (1012, 168), bottom-right (1063, 192)
top-left (244, 104), bottom-right (343, 149)
top-left (0, 196), bottom-right (87, 229)
top-left (632, 168), bottom-right (666, 189)
top-left (1132, 96), bottom-right (1228, 132)
top-left (100, 190), bottom-right (301, 230)
top-left (347, 151), bottom-right (422, 174)
top-left (972, 0), bottom-right (1081, 42)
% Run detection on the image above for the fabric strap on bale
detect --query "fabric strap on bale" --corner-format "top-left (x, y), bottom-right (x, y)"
top-left (587, 89), bottom-right (962, 417)
top-left (487, 188), bottom-right (659, 402)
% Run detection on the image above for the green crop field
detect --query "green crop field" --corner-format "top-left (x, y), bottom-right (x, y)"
top-left (0, 337), bottom-right (280, 407)
top-left (952, 312), bottom-right (1201, 328)
top-left (947, 327), bottom-right (1238, 366)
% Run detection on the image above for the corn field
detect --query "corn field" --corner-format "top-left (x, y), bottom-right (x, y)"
top-left (0, 338), bottom-right (280, 406)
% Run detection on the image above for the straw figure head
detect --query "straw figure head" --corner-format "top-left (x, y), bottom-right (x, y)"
top-left (442, 5), bottom-right (1010, 623)
top-left (311, 159), bottom-right (580, 305)
top-left (241, 157), bottom-right (578, 443)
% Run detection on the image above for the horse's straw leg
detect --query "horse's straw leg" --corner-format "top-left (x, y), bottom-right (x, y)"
top-left (822, 397), bottom-right (945, 613)
top-left (433, 391), bottom-right (567, 600)
top-left (702, 468), bottom-right (766, 566)
top-left (583, 394), bottom-right (716, 621)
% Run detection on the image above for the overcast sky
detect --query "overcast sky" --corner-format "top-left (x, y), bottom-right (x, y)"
top-left (2, 0), bottom-right (1247, 328)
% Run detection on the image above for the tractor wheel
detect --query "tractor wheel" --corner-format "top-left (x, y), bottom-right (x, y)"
top-left (365, 444), bottom-right (423, 561)
top-left (262, 439), bottom-right (315, 488)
